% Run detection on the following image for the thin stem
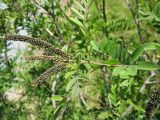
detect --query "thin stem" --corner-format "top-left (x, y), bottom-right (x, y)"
top-left (146, 81), bottom-right (160, 84)
top-left (80, 60), bottom-right (123, 67)
top-left (51, 1), bottom-right (63, 39)
top-left (101, 0), bottom-right (109, 97)
top-left (135, 0), bottom-right (139, 18)
top-left (3, 41), bottom-right (13, 85)
top-left (125, 0), bottom-right (153, 62)
top-left (51, 78), bottom-right (57, 108)
top-left (102, 0), bottom-right (108, 36)
top-left (102, 0), bottom-right (107, 22)
top-left (101, 66), bottom-right (110, 101)
top-left (125, 0), bottom-right (144, 43)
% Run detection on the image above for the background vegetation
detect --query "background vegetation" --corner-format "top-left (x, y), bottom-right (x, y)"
top-left (0, 0), bottom-right (160, 119)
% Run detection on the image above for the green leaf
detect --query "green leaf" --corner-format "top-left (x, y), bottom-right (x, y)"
top-left (143, 42), bottom-right (160, 51)
top-left (127, 66), bottom-right (137, 76)
top-left (80, 27), bottom-right (85, 36)
top-left (153, 2), bottom-right (160, 18)
top-left (139, 10), bottom-right (160, 21)
top-left (52, 95), bottom-right (63, 101)
top-left (137, 62), bottom-right (158, 71)
top-left (119, 80), bottom-right (129, 87)
top-left (112, 67), bottom-right (124, 76)
top-left (97, 111), bottom-right (112, 119)
top-left (108, 93), bottom-right (117, 105)
top-left (69, 17), bottom-right (84, 29)
top-left (71, 83), bottom-right (78, 100)
top-left (65, 71), bottom-right (76, 79)
top-left (130, 46), bottom-right (144, 64)
top-left (90, 63), bottom-right (99, 69)
top-left (130, 43), bottom-right (160, 64)
top-left (67, 63), bottom-right (80, 70)
top-left (127, 100), bottom-right (145, 112)
top-left (90, 40), bottom-right (99, 51)
top-left (102, 59), bottom-right (119, 65)
top-left (71, 7), bottom-right (84, 19)
top-left (66, 79), bottom-right (77, 92)
top-left (112, 66), bottom-right (137, 78)
top-left (74, 1), bottom-right (86, 11)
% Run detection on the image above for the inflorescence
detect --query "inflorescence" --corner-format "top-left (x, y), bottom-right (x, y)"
top-left (3, 35), bottom-right (72, 86)
top-left (145, 87), bottom-right (160, 118)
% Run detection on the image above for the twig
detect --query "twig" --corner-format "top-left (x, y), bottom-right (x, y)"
top-left (140, 72), bottom-right (156, 92)
top-left (125, 0), bottom-right (144, 43)
top-left (50, 1), bottom-right (63, 39)
top-left (100, 0), bottom-right (110, 98)
top-left (146, 81), bottom-right (160, 85)
top-left (51, 80), bottom-right (57, 108)
top-left (122, 71), bottom-right (156, 116)
top-left (101, 66), bottom-right (110, 100)
top-left (80, 92), bottom-right (88, 107)
top-left (102, 0), bottom-right (107, 23)
top-left (125, 0), bottom-right (153, 62)
top-left (80, 60), bottom-right (123, 67)
top-left (102, 0), bottom-right (108, 36)
top-left (3, 41), bottom-right (11, 70)
top-left (3, 41), bottom-right (12, 85)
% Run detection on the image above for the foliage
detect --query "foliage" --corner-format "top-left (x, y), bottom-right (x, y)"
top-left (0, 0), bottom-right (160, 120)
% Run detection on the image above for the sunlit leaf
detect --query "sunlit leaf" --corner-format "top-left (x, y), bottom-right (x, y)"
top-left (102, 59), bottom-right (119, 65)
top-left (143, 42), bottom-right (160, 51)
top-left (112, 65), bottom-right (137, 78)
top-left (127, 99), bottom-right (145, 112)
top-left (119, 80), bottom-right (129, 87)
top-left (69, 17), bottom-right (84, 29)
top-left (65, 71), bottom-right (76, 79)
top-left (130, 46), bottom-right (144, 64)
top-left (71, 7), bottom-right (84, 19)
top-left (112, 67), bottom-right (124, 76)
top-left (74, 1), bottom-right (85, 11)
top-left (137, 62), bottom-right (158, 71)
top-left (52, 95), bottom-right (63, 101)
top-left (90, 40), bottom-right (99, 51)
top-left (130, 43), bottom-right (160, 64)
top-left (153, 2), bottom-right (160, 18)
top-left (66, 78), bottom-right (77, 92)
